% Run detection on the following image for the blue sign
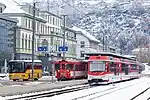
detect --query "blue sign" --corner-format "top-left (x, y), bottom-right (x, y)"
top-left (38, 47), bottom-right (48, 51)
top-left (58, 46), bottom-right (68, 52)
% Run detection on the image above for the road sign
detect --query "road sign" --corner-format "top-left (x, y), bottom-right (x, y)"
top-left (58, 46), bottom-right (68, 52)
top-left (37, 47), bottom-right (48, 51)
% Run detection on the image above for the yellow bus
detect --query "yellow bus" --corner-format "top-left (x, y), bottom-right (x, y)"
top-left (8, 60), bottom-right (43, 81)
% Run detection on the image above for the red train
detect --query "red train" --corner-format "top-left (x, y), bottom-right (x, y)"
top-left (54, 60), bottom-right (88, 81)
top-left (85, 52), bottom-right (143, 85)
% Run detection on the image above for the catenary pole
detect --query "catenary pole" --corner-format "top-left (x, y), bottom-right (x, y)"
top-left (62, 15), bottom-right (68, 60)
top-left (32, 2), bottom-right (36, 81)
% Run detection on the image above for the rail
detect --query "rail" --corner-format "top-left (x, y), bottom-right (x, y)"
top-left (5, 84), bottom-right (90, 100)
top-left (130, 87), bottom-right (150, 100)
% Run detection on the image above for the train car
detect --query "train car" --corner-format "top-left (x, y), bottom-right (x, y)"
top-left (54, 60), bottom-right (88, 81)
top-left (85, 52), bottom-right (142, 85)
top-left (8, 60), bottom-right (43, 81)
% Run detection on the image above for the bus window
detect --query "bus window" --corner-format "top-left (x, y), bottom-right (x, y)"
top-left (25, 62), bottom-right (42, 69)
top-left (55, 64), bottom-right (60, 70)
top-left (66, 64), bottom-right (73, 70)
top-left (8, 62), bottom-right (24, 73)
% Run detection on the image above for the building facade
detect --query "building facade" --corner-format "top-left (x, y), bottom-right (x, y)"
top-left (38, 11), bottom-right (77, 71)
top-left (1, 1), bottom-right (47, 60)
top-left (72, 27), bottom-right (100, 60)
top-left (0, 14), bottom-right (17, 71)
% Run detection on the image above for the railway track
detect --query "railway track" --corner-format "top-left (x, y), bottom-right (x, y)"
top-left (71, 80), bottom-right (146, 100)
top-left (4, 84), bottom-right (90, 100)
top-left (130, 87), bottom-right (150, 100)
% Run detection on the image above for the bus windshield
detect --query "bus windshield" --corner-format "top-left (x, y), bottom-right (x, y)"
top-left (8, 62), bottom-right (24, 73)
top-left (90, 61), bottom-right (105, 72)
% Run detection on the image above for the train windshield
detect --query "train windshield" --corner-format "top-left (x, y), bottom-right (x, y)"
top-left (8, 62), bottom-right (24, 73)
top-left (66, 64), bottom-right (73, 70)
top-left (55, 64), bottom-right (60, 70)
top-left (90, 61), bottom-right (105, 72)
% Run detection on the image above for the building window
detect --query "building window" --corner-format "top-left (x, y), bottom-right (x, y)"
top-left (80, 51), bottom-right (85, 57)
top-left (25, 35), bottom-right (27, 49)
top-left (25, 18), bottom-right (28, 28)
top-left (0, 8), bottom-right (2, 13)
top-left (29, 35), bottom-right (31, 50)
top-left (80, 41), bottom-right (85, 48)
top-left (22, 34), bottom-right (24, 49)
top-left (28, 19), bottom-right (30, 29)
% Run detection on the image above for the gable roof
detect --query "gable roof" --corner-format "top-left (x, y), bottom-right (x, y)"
top-left (72, 26), bottom-right (99, 43)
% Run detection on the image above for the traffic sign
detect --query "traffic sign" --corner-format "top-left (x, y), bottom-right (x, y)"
top-left (58, 46), bottom-right (68, 52)
top-left (37, 47), bottom-right (48, 51)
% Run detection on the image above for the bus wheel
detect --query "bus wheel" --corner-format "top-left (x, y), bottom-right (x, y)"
top-left (34, 78), bottom-right (38, 81)
top-left (23, 79), bottom-right (28, 81)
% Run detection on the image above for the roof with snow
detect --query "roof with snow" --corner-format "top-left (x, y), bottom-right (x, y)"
top-left (72, 26), bottom-right (99, 43)
top-left (0, 0), bottom-right (46, 22)
top-left (1, 0), bottom-right (26, 13)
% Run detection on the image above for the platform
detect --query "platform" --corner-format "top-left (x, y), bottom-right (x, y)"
top-left (0, 79), bottom-right (87, 96)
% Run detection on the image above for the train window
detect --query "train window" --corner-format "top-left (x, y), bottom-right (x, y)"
top-left (75, 65), bottom-right (79, 71)
top-left (66, 64), bottom-right (73, 70)
top-left (55, 64), bottom-right (60, 70)
top-left (131, 64), bottom-right (137, 70)
top-left (122, 63), bottom-right (125, 72)
top-left (122, 63), bottom-right (129, 75)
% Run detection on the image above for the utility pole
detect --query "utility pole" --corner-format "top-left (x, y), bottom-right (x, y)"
top-left (47, 0), bottom-right (50, 12)
top-left (62, 15), bottom-right (68, 60)
top-left (32, 2), bottom-right (36, 81)
top-left (103, 34), bottom-right (105, 52)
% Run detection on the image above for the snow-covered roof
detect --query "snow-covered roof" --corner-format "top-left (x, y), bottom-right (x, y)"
top-left (72, 26), bottom-right (99, 43)
top-left (1, 0), bottom-right (46, 22)
top-left (1, 0), bottom-right (26, 13)
top-left (9, 60), bottom-right (42, 63)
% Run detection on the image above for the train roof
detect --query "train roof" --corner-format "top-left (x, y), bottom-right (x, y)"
top-left (9, 60), bottom-right (42, 63)
top-left (84, 52), bottom-right (136, 61)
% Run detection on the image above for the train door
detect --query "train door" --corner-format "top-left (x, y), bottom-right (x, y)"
top-left (110, 62), bottom-right (119, 76)
top-left (122, 63), bottom-right (129, 75)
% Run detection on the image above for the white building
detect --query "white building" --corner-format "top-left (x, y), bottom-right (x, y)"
top-left (1, 0), bottom-right (47, 60)
top-left (72, 27), bottom-right (100, 60)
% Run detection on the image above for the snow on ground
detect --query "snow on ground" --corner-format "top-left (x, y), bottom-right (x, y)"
top-left (4, 84), bottom-right (87, 100)
top-left (0, 73), bottom-right (9, 80)
top-left (33, 77), bottom-right (150, 100)
top-left (142, 63), bottom-right (150, 74)
top-left (23, 81), bottom-right (43, 86)
top-left (39, 76), bottom-right (57, 81)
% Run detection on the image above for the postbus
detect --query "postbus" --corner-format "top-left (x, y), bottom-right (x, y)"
top-left (8, 60), bottom-right (43, 81)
